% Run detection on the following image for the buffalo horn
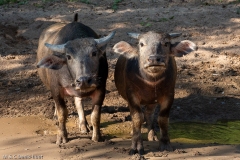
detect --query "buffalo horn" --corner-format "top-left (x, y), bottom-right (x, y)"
top-left (127, 33), bottom-right (140, 39)
top-left (45, 43), bottom-right (66, 53)
top-left (95, 31), bottom-right (116, 47)
top-left (167, 33), bottom-right (182, 39)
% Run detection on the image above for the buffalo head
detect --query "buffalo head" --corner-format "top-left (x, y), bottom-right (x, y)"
top-left (113, 31), bottom-right (197, 78)
top-left (37, 31), bottom-right (115, 93)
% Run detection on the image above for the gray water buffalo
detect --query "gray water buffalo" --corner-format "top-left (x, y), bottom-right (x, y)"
top-left (113, 31), bottom-right (197, 154)
top-left (37, 13), bottom-right (115, 144)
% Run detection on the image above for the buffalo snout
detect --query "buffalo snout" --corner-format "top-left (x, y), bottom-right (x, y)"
top-left (75, 76), bottom-right (95, 89)
top-left (147, 55), bottom-right (165, 65)
top-left (145, 55), bottom-right (166, 70)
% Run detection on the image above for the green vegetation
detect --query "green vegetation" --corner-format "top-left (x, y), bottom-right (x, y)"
top-left (233, 0), bottom-right (240, 3)
top-left (112, 0), bottom-right (123, 11)
top-left (158, 18), bottom-right (168, 22)
top-left (237, 7), bottom-right (240, 14)
top-left (0, 0), bottom-right (17, 5)
top-left (80, 0), bottom-right (90, 4)
top-left (31, 0), bottom-right (91, 8)
top-left (0, 0), bottom-right (24, 5)
top-left (140, 16), bottom-right (174, 27)
top-left (64, 0), bottom-right (90, 3)
top-left (0, 0), bottom-right (91, 5)
top-left (41, 0), bottom-right (51, 2)
top-left (140, 21), bottom-right (151, 27)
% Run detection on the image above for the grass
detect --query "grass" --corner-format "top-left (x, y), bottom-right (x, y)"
top-left (0, 0), bottom-right (91, 5)
top-left (0, 0), bottom-right (20, 5)
top-left (140, 21), bottom-right (151, 27)
top-left (80, 0), bottom-right (90, 4)
top-left (112, 0), bottom-right (123, 11)
top-left (140, 16), bottom-right (174, 27)
top-left (65, 0), bottom-right (90, 3)
top-left (237, 7), bottom-right (240, 14)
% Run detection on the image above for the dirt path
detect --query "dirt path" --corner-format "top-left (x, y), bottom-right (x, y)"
top-left (0, 0), bottom-right (240, 159)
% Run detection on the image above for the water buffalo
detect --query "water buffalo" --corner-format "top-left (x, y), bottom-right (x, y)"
top-left (37, 13), bottom-right (115, 144)
top-left (113, 31), bottom-right (197, 154)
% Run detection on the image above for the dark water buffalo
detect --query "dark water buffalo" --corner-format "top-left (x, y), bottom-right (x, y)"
top-left (113, 31), bottom-right (197, 154)
top-left (37, 14), bottom-right (115, 144)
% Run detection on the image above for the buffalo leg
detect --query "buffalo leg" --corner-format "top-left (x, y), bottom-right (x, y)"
top-left (91, 104), bottom-right (101, 142)
top-left (144, 104), bottom-right (158, 141)
top-left (158, 96), bottom-right (174, 151)
top-left (129, 104), bottom-right (144, 155)
top-left (91, 89), bottom-right (105, 142)
top-left (74, 97), bottom-right (90, 134)
top-left (53, 103), bottom-right (58, 120)
top-left (53, 96), bottom-right (68, 145)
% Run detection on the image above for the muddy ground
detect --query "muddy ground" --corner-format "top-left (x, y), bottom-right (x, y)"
top-left (0, 0), bottom-right (240, 159)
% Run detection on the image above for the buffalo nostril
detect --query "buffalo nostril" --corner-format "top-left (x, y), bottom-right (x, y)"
top-left (75, 77), bottom-right (85, 84)
top-left (87, 78), bottom-right (92, 84)
top-left (148, 56), bottom-right (162, 63)
top-left (76, 77), bottom-right (93, 86)
top-left (75, 79), bottom-right (82, 83)
top-left (148, 57), bottom-right (154, 63)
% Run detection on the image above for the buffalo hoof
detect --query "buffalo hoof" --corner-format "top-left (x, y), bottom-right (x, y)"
top-left (92, 135), bottom-right (103, 142)
top-left (56, 131), bottom-right (68, 145)
top-left (56, 136), bottom-right (68, 145)
top-left (148, 129), bottom-right (158, 141)
top-left (79, 125), bottom-right (89, 134)
top-left (159, 143), bottom-right (173, 152)
top-left (129, 148), bottom-right (144, 155)
top-left (129, 149), bottom-right (137, 155)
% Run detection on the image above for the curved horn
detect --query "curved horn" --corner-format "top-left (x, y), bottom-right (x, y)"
top-left (127, 32), bottom-right (140, 39)
top-left (166, 33), bottom-right (182, 39)
top-left (94, 31), bottom-right (116, 47)
top-left (45, 43), bottom-right (66, 53)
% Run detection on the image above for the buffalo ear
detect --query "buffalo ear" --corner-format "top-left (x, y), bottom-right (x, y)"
top-left (172, 40), bottom-right (197, 57)
top-left (37, 55), bottom-right (66, 70)
top-left (113, 41), bottom-right (138, 58)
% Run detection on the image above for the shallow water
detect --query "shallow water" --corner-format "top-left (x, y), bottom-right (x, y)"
top-left (101, 119), bottom-right (240, 144)
top-left (169, 120), bottom-right (240, 144)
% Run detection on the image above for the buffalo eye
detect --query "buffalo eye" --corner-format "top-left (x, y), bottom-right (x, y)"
top-left (92, 51), bottom-right (97, 57)
top-left (139, 42), bottom-right (144, 47)
top-left (66, 55), bottom-right (71, 60)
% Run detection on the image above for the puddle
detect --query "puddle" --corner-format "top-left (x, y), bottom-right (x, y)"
top-left (1, 116), bottom-right (239, 145)
top-left (100, 118), bottom-right (240, 144)
top-left (169, 120), bottom-right (240, 144)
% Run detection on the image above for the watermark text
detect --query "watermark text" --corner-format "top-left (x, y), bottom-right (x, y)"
top-left (2, 154), bottom-right (43, 159)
